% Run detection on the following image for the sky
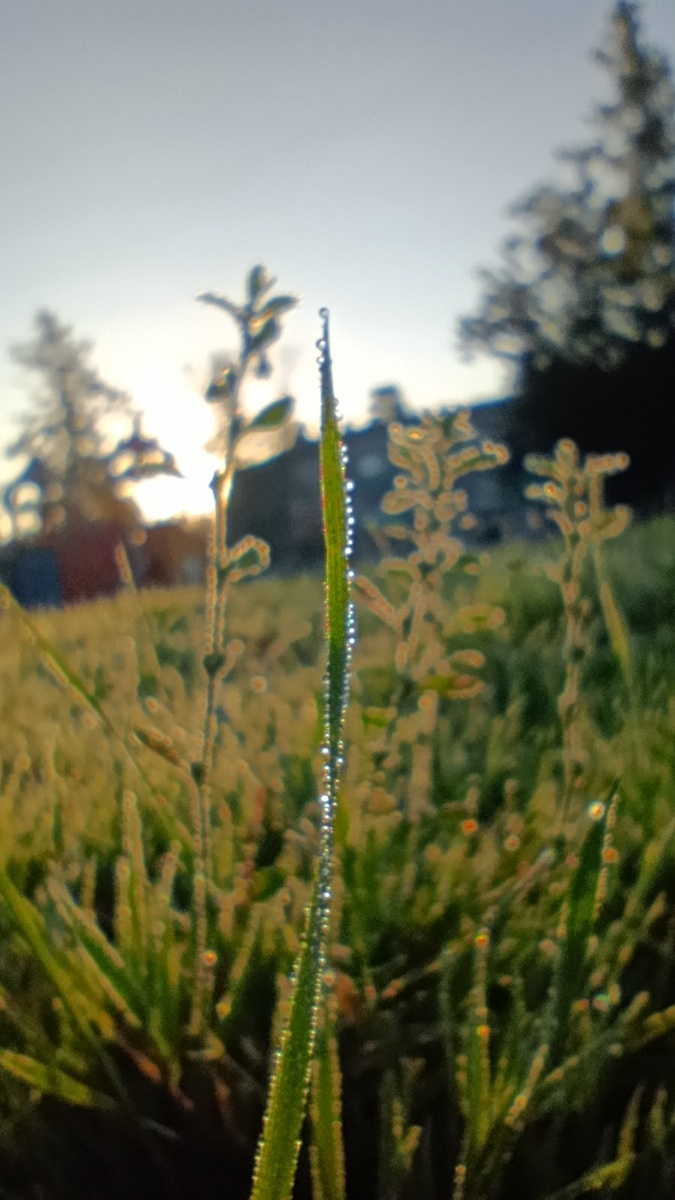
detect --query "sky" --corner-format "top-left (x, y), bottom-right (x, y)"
top-left (0, 0), bottom-right (673, 526)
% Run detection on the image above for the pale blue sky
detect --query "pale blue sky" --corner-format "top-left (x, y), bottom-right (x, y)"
top-left (1, 0), bottom-right (673, 524)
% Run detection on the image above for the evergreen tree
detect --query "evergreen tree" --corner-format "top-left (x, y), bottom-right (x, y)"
top-left (459, 2), bottom-right (675, 510)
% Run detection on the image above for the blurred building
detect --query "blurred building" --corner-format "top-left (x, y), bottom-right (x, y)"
top-left (0, 400), bottom-right (540, 609)
top-left (226, 399), bottom-right (535, 573)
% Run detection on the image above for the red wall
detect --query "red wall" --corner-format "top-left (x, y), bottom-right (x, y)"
top-left (43, 522), bottom-right (130, 604)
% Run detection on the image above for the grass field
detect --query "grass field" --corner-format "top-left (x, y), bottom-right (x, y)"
top-left (3, 299), bottom-right (675, 1200)
top-left (1, 475), bottom-right (675, 1198)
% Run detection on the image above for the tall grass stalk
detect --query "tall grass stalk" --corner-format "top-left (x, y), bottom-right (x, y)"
top-left (249, 309), bottom-right (354, 1200)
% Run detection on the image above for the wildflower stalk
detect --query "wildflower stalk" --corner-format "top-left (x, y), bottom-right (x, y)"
top-left (249, 308), bottom-right (354, 1200)
top-left (195, 267), bottom-right (298, 838)
top-left (188, 333), bottom-right (242, 1036)
top-left (355, 410), bottom-right (507, 819)
top-left (191, 267), bottom-right (298, 1035)
top-left (197, 400), bottom-right (239, 874)
top-left (557, 509), bottom-right (588, 834)
top-left (586, 467), bottom-right (633, 692)
top-left (525, 440), bottom-right (630, 835)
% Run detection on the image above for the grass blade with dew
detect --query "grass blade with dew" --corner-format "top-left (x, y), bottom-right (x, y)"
top-left (309, 996), bottom-right (346, 1200)
top-left (249, 309), bottom-right (355, 1200)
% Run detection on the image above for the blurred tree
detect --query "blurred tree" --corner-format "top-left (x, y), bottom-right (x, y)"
top-left (4, 311), bottom-right (180, 535)
top-left (459, 2), bottom-right (675, 510)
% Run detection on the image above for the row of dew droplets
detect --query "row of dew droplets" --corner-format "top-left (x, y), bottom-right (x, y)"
top-left (317, 306), bottom-right (355, 891)
top-left (248, 309), bottom-right (354, 1200)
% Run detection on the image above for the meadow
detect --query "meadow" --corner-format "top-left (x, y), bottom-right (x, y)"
top-left (1, 275), bottom-right (675, 1200)
top-left (1, 433), bottom-right (675, 1197)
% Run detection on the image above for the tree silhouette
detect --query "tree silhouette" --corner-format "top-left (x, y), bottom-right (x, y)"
top-left (4, 311), bottom-right (180, 536)
top-left (459, 2), bottom-right (675, 510)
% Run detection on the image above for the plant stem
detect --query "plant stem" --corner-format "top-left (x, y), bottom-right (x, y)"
top-left (190, 359), bottom-right (245, 1036)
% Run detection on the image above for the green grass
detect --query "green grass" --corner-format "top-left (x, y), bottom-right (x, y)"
top-left (2, 508), bottom-right (675, 1197)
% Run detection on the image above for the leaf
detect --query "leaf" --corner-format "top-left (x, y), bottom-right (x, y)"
top-left (378, 1071), bottom-right (400, 1200)
top-left (381, 523), bottom-right (415, 543)
top-left (133, 727), bottom-right (186, 768)
top-left (249, 317), bottom-right (281, 354)
top-left (250, 867), bottom-right (286, 904)
top-left (540, 1087), bottom-right (641, 1200)
top-left (377, 1069), bottom-right (421, 1200)
top-left (250, 297), bottom-right (298, 329)
top-left (418, 673), bottom-right (484, 700)
top-left (234, 423), bottom-right (298, 470)
top-left (248, 396), bottom-right (294, 432)
top-left (138, 672), bottom-right (159, 700)
top-left (247, 265), bottom-right (274, 304)
top-left (448, 603), bottom-right (505, 635)
top-left (317, 309), bottom-right (352, 791)
top-left (195, 291), bottom-right (244, 323)
top-left (309, 1008), bottom-right (346, 1200)
top-left (122, 790), bottom-right (151, 980)
top-left (249, 890), bottom-right (326, 1200)
top-left (354, 578), bottom-right (398, 629)
top-left (0, 864), bottom-right (135, 1113)
top-left (0, 1051), bottom-right (115, 1111)
top-left (205, 366), bottom-right (238, 401)
top-left (465, 935), bottom-right (492, 1155)
top-left (544, 800), bottom-right (608, 1063)
top-left (381, 490), bottom-right (429, 516)
top-left (224, 537), bottom-right (271, 582)
top-left (47, 876), bottom-right (146, 1027)
top-left (379, 556), bottom-right (416, 578)
top-left (623, 1002), bottom-right (675, 1052)
top-left (148, 842), bottom-right (182, 1058)
top-left (524, 454), bottom-right (557, 479)
top-left (598, 580), bottom-right (633, 686)
top-left (249, 308), bottom-right (352, 1200)
top-left (0, 587), bottom-right (110, 728)
top-left (215, 908), bottom-right (264, 1030)
top-left (439, 409), bottom-right (476, 443)
top-left (92, 664), bottom-right (114, 703)
top-left (0, 865), bottom-right (92, 1031)
top-left (361, 707), bottom-right (392, 730)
